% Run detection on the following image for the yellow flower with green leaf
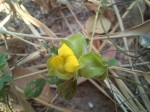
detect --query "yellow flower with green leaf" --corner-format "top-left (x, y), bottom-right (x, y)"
top-left (47, 33), bottom-right (116, 99)
top-left (47, 33), bottom-right (115, 80)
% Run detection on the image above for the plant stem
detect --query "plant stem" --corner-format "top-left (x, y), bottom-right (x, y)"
top-left (89, 3), bottom-right (101, 51)
top-left (14, 69), bottom-right (48, 80)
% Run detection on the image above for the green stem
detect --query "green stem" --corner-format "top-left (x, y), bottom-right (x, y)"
top-left (89, 3), bottom-right (101, 51)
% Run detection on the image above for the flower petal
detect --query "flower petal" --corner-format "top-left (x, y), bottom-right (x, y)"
top-left (49, 55), bottom-right (64, 72)
top-left (64, 55), bottom-right (79, 73)
top-left (58, 44), bottom-right (74, 58)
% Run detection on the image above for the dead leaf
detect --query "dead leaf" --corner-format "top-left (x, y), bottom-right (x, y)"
top-left (85, 2), bottom-right (115, 22)
top-left (85, 2), bottom-right (99, 11)
top-left (86, 15), bottom-right (111, 34)
top-left (103, 8), bottom-right (115, 22)
top-left (88, 0), bottom-right (101, 5)
top-left (93, 40), bottom-right (101, 49)
top-left (11, 1), bottom-right (57, 37)
top-left (32, 0), bottom-right (51, 12)
top-left (0, 38), bottom-right (26, 54)
top-left (7, 38), bottom-right (26, 53)
top-left (13, 67), bottom-right (52, 103)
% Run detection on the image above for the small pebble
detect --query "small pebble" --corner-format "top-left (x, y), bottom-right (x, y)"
top-left (88, 102), bottom-right (94, 109)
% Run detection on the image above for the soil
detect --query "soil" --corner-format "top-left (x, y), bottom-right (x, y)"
top-left (52, 81), bottom-right (122, 112)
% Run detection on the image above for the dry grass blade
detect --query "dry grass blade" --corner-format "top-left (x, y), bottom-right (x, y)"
top-left (134, 74), bottom-right (150, 112)
top-left (11, 1), bottom-right (57, 37)
top-left (0, 28), bottom-right (40, 47)
top-left (110, 66), bottom-right (149, 76)
top-left (11, 50), bottom-right (46, 70)
top-left (0, 3), bottom-right (13, 49)
top-left (94, 20), bottom-right (150, 40)
top-left (111, 0), bottom-right (150, 111)
top-left (20, 5), bottom-right (41, 37)
top-left (0, 12), bottom-right (13, 27)
top-left (145, 0), bottom-right (150, 7)
top-left (104, 79), bottom-right (134, 112)
top-left (110, 70), bottom-right (147, 112)
top-left (88, 79), bottom-right (113, 101)
top-left (20, 4), bottom-right (46, 43)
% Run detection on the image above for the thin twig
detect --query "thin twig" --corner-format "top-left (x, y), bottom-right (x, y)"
top-left (14, 69), bottom-right (48, 80)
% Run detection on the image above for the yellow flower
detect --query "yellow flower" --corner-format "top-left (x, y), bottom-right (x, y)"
top-left (58, 44), bottom-right (74, 58)
top-left (47, 44), bottom-right (79, 79)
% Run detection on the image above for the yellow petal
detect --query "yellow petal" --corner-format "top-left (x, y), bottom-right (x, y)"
top-left (64, 55), bottom-right (79, 73)
top-left (58, 44), bottom-right (74, 58)
top-left (49, 55), bottom-right (64, 72)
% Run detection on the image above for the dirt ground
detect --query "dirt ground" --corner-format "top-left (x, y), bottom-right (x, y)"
top-left (51, 81), bottom-right (122, 112)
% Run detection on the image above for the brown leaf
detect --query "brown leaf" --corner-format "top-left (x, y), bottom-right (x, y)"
top-left (13, 67), bottom-right (52, 103)
top-left (86, 15), bottom-right (111, 34)
top-left (85, 2), bottom-right (99, 11)
top-left (0, 38), bottom-right (26, 54)
top-left (104, 8), bottom-right (115, 22)
top-left (93, 40), bottom-right (101, 49)
top-left (7, 38), bottom-right (26, 53)
top-left (32, 0), bottom-right (51, 12)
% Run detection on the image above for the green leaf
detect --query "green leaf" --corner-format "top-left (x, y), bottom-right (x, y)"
top-left (24, 78), bottom-right (46, 98)
top-left (57, 78), bottom-right (77, 100)
top-left (78, 52), bottom-right (107, 78)
top-left (98, 69), bottom-right (108, 80)
top-left (62, 33), bottom-right (88, 58)
top-left (43, 42), bottom-right (49, 50)
top-left (1, 75), bottom-right (12, 83)
top-left (50, 46), bottom-right (58, 55)
top-left (0, 54), bottom-right (8, 70)
top-left (47, 76), bottom-right (65, 85)
top-left (102, 0), bottom-right (108, 4)
top-left (0, 88), bottom-right (7, 103)
top-left (0, 79), bottom-right (4, 91)
top-left (105, 58), bottom-right (116, 67)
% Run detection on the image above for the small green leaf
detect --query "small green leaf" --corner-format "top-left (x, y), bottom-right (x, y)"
top-left (62, 33), bottom-right (88, 58)
top-left (24, 78), bottom-right (46, 98)
top-left (104, 58), bottom-right (116, 67)
top-left (57, 78), bottom-right (77, 100)
top-left (0, 54), bottom-right (8, 70)
top-left (43, 42), bottom-right (49, 50)
top-left (78, 52), bottom-right (107, 78)
top-left (102, 0), bottom-right (108, 4)
top-left (47, 76), bottom-right (65, 85)
top-left (0, 79), bottom-right (4, 91)
top-left (1, 75), bottom-right (12, 83)
top-left (50, 46), bottom-right (58, 55)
